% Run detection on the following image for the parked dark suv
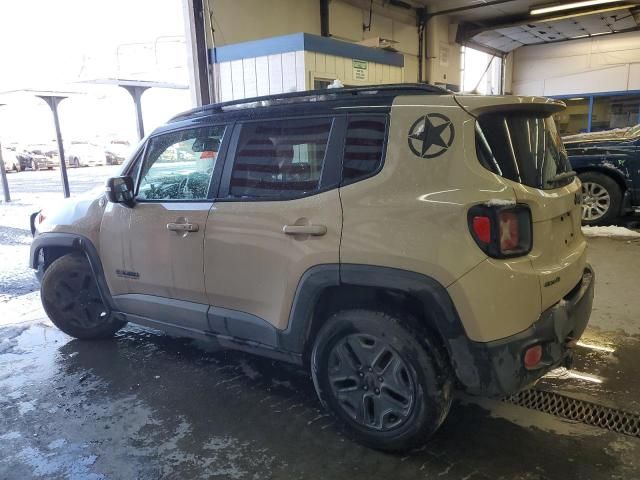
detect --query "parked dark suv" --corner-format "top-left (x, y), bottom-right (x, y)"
top-left (564, 125), bottom-right (640, 225)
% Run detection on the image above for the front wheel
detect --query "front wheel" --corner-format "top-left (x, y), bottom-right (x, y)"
top-left (41, 253), bottom-right (126, 339)
top-left (311, 309), bottom-right (452, 452)
top-left (579, 171), bottom-right (622, 226)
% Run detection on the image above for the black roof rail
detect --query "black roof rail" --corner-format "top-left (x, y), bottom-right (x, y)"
top-left (169, 83), bottom-right (449, 122)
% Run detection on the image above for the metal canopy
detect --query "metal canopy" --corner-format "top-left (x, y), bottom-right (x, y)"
top-left (82, 79), bottom-right (188, 139)
top-left (86, 78), bottom-right (188, 90)
top-left (4, 89), bottom-right (85, 198)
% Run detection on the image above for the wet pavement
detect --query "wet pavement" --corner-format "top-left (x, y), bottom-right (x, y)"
top-left (0, 237), bottom-right (639, 478)
top-left (1, 169), bottom-right (640, 478)
top-left (1, 311), bottom-right (639, 480)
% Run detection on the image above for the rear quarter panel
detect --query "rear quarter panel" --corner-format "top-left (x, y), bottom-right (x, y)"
top-left (339, 95), bottom-right (512, 288)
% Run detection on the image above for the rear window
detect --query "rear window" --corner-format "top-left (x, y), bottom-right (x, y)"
top-left (475, 113), bottom-right (572, 189)
top-left (342, 115), bottom-right (387, 184)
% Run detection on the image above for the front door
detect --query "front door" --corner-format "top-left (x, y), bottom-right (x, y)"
top-left (203, 116), bottom-right (343, 339)
top-left (100, 124), bottom-right (228, 330)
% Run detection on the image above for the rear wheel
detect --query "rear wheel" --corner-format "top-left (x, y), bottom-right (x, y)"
top-left (579, 171), bottom-right (622, 226)
top-left (311, 309), bottom-right (452, 452)
top-left (41, 253), bottom-right (126, 339)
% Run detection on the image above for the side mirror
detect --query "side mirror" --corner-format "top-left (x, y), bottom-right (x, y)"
top-left (106, 176), bottom-right (135, 207)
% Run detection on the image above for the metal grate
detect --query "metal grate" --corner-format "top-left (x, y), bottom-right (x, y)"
top-left (505, 389), bottom-right (640, 438)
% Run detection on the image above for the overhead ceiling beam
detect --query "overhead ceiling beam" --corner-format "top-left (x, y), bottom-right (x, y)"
top-left (427, 0), bottom-right (519, 18)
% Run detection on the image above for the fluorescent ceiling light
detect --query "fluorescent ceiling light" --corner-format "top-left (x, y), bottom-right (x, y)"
top-left (531, 0), bottom-right (623, 15)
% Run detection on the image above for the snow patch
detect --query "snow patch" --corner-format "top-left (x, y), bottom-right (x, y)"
top-left (485, 198), bottom-right (516, 207)
top-left (582, 226), bottom-right (640, 238)
top-left (0, 325), bottom-right (29, 354)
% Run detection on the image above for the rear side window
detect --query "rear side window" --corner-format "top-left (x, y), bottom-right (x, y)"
top-left (342, 115), bottom-right (386, 184)
top-left (476, 113), bottom-right (572, 190)
top-left (229, 118), bottom-right (333, 199)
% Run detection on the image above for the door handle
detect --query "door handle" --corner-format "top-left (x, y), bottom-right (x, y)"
top-left (283, 224), bottom-right (327, 236)
top-left (167, 222), bottom-right (199, 232)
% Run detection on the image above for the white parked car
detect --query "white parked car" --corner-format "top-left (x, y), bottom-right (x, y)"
top-left (66, 142), bottom-right (106, 167)
top-left (1, 147), bottom-right (21, 173)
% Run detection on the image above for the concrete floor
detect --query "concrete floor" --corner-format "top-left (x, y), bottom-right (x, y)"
top-left (1, 168), bottom-right (639, 479)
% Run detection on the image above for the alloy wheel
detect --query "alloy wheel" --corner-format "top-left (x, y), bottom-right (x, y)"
top-left (581, 181), bottom-right (611, 221)
top-left (327, 333), bottom-right (416, 431)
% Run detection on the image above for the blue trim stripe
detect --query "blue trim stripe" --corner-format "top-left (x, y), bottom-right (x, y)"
top-left (552, 89), bottom-right (640, 99)
top-left (210, 32), bottom-right (404, 67)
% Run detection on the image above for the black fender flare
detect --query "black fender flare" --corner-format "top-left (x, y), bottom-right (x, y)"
top-left (278, 263), bottom-right (481, 390)
top-left (30, 232), bottom-right (115, 311)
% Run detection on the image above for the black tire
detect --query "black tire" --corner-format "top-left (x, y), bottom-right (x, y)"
top-left (311, 309), bottom-right (453, 452)
top-left (41, 253), bottom-right (126, 339)
top-left (579, 171), bottom-right (622, 226)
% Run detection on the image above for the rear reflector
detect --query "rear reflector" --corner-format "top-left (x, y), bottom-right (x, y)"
top-left (524, 345), bottom-right (543, 369)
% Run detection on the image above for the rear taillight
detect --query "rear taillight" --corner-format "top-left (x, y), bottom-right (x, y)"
top-left (468, 203), bottom-right (532, 258)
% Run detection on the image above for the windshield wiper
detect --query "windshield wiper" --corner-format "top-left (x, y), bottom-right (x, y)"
top-left (547, 170), bottom-right (577, 185)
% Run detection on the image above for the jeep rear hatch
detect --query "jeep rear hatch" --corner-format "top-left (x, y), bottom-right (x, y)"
top-left (456, 95), bottom-right (587, 311)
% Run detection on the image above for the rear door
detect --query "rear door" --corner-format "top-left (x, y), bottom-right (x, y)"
top-left (472, 104), bottom-right (587, 310)
top-left (203, 116), bottom-right (343, 338)
top-left (99, 124), bottom-right (228, 329)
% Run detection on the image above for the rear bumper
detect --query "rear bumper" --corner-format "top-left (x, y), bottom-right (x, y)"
top-left (460, 264), bottom-right (594, 397)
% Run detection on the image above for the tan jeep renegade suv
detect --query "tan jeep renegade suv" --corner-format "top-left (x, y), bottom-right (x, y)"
top-left (30, 84), bottom-right (594, 451)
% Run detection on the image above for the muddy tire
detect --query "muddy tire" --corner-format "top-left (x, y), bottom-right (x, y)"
top-left (41, 253), bottom-right (125, 339)
top-left (311, 309), bottom-right (452, 452)
top-left (579, 171), bottom-right (622, 226)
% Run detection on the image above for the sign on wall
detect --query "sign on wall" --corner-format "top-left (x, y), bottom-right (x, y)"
top-left (439, 43), bottom-right (449, 67)
top-left (352, 59), bottom-right (369, 81)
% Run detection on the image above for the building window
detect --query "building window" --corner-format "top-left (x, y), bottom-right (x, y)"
top-left (461, 46), bottom-right (503, 95)
top-left (592, 95), bottom-right (640, 132)
top-left (554, 93), bottom-right (640, 136)
top-left (554, 97), bottom-right (590, 135)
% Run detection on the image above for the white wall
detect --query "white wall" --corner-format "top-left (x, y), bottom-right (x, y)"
top-left (426, 15), bottom-right (461, 89)
top-left (217, 51), bottom-right (403, 101)
top-left (217, 52), bottom-right (306, 101)
top-left (512, 31), bottom-right (640, 96)
top-left (304, 52), bottom-right (403, 87)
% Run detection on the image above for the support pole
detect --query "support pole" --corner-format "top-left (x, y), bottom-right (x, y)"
top-left (320, 0), bottom-right (330, 37)
top-left (0, 142), bottom-right (10, 203)
top-left (122, 85), bottom-right (149, 140)
top-left (38, 96), bottom-right (70, 198)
